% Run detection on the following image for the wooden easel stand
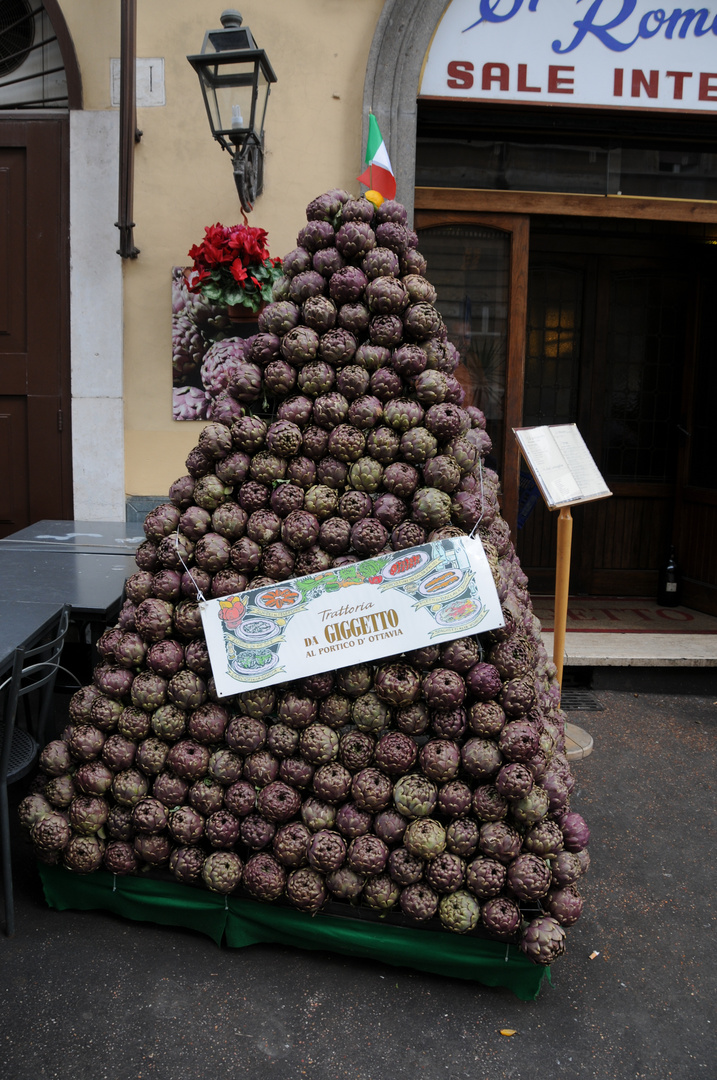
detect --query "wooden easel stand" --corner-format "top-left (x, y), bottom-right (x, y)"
top-left (553, 505), bottom-right (573, 691)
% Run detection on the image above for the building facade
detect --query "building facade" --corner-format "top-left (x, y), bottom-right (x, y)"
top-left (1, 0), bottom-right (715, 612)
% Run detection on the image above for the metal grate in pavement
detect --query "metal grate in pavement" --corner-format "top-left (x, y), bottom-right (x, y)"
top-left (560, 686), bottom-right (605, 711)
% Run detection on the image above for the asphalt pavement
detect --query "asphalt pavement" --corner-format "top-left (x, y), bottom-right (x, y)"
top-left (1, 687), bottom-right (715, 1080)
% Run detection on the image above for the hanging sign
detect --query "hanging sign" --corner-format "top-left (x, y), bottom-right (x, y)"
top-left (200, 536), bottom-right (504, 697)
top-left (420, 0), bottom-right (717, 113)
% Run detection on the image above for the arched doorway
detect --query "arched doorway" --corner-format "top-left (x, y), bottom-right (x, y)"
top-left (0, 0), bottom-right (81, 533)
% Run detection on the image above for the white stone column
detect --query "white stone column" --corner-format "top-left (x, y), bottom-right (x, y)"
top-left (69, 109), bottom-right (125, 520)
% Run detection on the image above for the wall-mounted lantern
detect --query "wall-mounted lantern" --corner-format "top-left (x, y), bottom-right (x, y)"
top-left (187, 9), bottom-right (277, 214)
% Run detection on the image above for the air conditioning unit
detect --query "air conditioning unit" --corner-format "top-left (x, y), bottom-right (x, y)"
top-left (0, 0), bottom-right (67, 110)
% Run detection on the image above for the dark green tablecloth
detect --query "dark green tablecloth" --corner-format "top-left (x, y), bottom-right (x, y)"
top-left (38, 863), bottom-right (549, 1001)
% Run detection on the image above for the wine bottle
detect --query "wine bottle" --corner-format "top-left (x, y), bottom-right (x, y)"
top-left (657, 545), bottom-right (680, 607)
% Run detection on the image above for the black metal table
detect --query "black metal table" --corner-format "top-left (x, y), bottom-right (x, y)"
top-left (0, 601), bottom-right (66, 680)
top-left (0, 549), bottom-right (136, 640)
top-left (0, 519), bottom-right (145, 556)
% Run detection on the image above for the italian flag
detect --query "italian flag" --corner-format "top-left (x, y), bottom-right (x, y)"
top-left (357, 114), bottom-right (396, 201)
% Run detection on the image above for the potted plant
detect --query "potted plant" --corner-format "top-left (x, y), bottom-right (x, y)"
top-left (185, 222), bottom-right (283, 320)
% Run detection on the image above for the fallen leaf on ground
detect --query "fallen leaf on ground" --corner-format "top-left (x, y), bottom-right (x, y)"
top-left (500, 1029), bottom-right (517, 1036)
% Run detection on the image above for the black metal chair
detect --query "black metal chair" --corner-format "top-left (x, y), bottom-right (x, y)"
top-left (0, 605), bottom-right (73, 936)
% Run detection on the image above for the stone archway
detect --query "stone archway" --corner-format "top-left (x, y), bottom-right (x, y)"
top-left (362, 0), bottom-right (450, 222)
top-left (43, 0), bottom-right (83, 108)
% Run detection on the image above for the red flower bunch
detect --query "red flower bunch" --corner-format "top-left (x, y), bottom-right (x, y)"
top-left (186, 223), bottom-right (283, 312)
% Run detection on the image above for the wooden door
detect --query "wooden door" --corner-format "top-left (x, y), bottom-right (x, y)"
top-left (517, 242), bottom-right (693, 597)
top-left (415, 212), bottom-right (529, 533)
top-left (0, 117), bottom-right (72, 535)
top-left (675, 246), bottom-right (717, 614)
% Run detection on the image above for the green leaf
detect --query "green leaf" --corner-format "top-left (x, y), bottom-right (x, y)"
top-left (358, 557), bottom-right (388, 578)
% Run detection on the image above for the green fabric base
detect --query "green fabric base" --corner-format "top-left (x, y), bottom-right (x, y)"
top-left (38, 863), bottom-right (549, 1001)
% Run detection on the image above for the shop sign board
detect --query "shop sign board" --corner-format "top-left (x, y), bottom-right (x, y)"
top-left (200, 537), bottom-right (504, 696)
top-left (420, 0), bottom-right (717, 113)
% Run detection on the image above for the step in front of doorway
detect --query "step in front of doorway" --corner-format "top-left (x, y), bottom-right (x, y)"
top-left (541, 631), bottom-right (717, 668)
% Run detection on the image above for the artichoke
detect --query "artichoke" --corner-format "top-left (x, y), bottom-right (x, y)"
top-left (328, 424), bottom-right (366, 463)
top-left (202, 851), bottom-right (243, 894)
top-left (318, 328), bottom-right (358, 366)
top-left (403, 818), bottom-right (446, 861)
top-left (64, 835), bottom-right (105, 875)
top-left (425, 852), bottom-right (465, 894)
top-left (347, 834), bottom-right (388, 875)
top-left (388, 847), bottom-right (424, 887)
top-left (430, 707), bottom-right (467, 740)
top-left (313, 762), bottom-right (353, 805)
top-left (105, 840), bottom-right (140, 876)
top-left (436, 779), bottom-right (472, 819)
top-left (242, 853), bottom-right (287, 903)
top-left (307, 829), bottom-right (347, 874)
top-left (422, 669), bottom-right (466, 711)
top-left (550, 850), bottom-right (583, 888)
top-left (465, 856), bottom-right (507, 899)
top-left (445, 817), bottom-right (480, 858)
top-left (519, 916), bottom-right (566, 965)
top-left (69, 795), bottom-right (109, 836)
top-left (326, 866), bottom-right (366, 900)
top-left (439, 890), bottom-right (480, 934)
top-left (239, 812), bottom-right (276, 850)
top-left (297, 361), bottom-right (335, 398)
top-left (351, 692), bottom-right (391, 734)
top-left (281, 510), bottom-right (321, 551)
top-left (301, 797), bottom-right (336, 833)
top-left (399, 882), bottom-right (439, 922)
top-left (419, 740), bottom-right (461, 784)
top-left (298, 724), bottom-right (340, 766)
top-left (339, 730), bottom-right (375, 771)
top-left (478, 821), bottom-right (522, 864)
top-left (363, 873), bottom-right (401, 911)
top-left (351, 767), bottom-right (393, 812)
top-left (348, 457), bottom-right (384, 494)
top-left (373, 731), bottom-right (418, 776)
top-left (392, 773), bottom-right (437, 820)
top-left (370, 368), bottom-right (404, 404)
top-left (506, 852), bottom-right (552, 901)
top-left (510, 786), bottom-right (550, 826)
top-left (224, 779), bottom-right (257, 818)
top-left (336, 364), bottom-right (371, 401)
top-left (411, 488), bottom-right (452, 530)
top-left (286, 867), bottom-right (327, 913)
top-left (471, 784), bottom-right (508, 823)
top-left (272, 821), bottom-right (311, 868)
top-left (481, 895), bottom-right (522, 941)
top-left (391, 522), bottom-right (426, 550)
top-left (544, 885), bottom-right (584, 927)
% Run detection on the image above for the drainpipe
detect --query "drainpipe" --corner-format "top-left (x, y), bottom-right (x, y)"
top-left (116, 0), bottom-right (141, 258)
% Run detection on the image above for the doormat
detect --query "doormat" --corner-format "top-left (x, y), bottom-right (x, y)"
top-left (531, 597), bottom-right (717, 634)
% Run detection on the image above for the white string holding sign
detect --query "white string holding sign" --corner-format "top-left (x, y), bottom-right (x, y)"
top-left (468, 456), bottom-right (486, 539)
top-left (173, 525), bottom-right (207, 603)
top-left (468, 456), bottom-right (489, 664)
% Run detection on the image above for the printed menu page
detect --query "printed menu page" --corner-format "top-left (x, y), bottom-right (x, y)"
top-left (514, 424), bottom-right (612, 509)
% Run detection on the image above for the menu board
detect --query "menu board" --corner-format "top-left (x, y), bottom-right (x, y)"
top-left (200, 536), bottom-right (504, 697)
top-left (514, 425), bottom-right (611, 510)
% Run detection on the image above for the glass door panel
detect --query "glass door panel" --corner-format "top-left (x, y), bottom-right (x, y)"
top-left (415, 213), bottom-right (529, 533)
top-left (417, 225), bottom-right (510, 462)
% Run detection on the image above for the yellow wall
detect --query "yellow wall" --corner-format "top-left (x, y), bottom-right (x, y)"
top-left (59, 0), bottom-right (384, 497)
